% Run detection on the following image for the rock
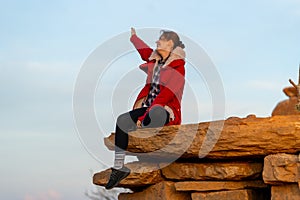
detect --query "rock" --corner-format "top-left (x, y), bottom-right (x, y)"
top-left (93, 162), bottom-right (164, 188)
top-left (263, 153), bottom-right (300, 184)
top-left (191, 189), bottom-right (269, 200)
top-left (104, 115), bottom-right (300, 159)
top-left (272, 86), bottom-right (300, 115)
top-left (161, 162), bottom-right (262, 181)
top-left (175, 180), bottom-right (267, 192)
top-left (246, 114), bottom-right (257, 119)
top-left (272, 97), bottom-right (300, 116)
top-left (271, 184), bottom-right (300, 200)
top-left (118, 181), bottom-right (191, 200)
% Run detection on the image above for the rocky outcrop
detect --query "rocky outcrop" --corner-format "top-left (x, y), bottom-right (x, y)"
top-left (94, 115), bottom-right (300, 199)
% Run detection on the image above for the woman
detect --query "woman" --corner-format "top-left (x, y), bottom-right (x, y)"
top-left (106, 28), bottom-right (186, 189)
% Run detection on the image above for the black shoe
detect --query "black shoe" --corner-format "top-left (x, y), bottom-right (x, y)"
top-left (105, 166), bottom-right (131, 190)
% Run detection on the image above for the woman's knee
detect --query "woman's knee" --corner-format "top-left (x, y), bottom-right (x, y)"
top-left (117, 113), bottom-right (130, 126)
top-left (116, 112), bottom-right (136, 132)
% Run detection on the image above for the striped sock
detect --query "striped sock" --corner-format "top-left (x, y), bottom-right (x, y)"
top-left (113, 151), bottom-right (125, 169)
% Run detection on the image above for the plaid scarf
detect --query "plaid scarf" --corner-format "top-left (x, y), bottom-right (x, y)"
top-left (142, 60), bottom-right (165, 107)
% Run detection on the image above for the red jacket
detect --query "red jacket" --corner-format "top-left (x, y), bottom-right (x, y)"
top-left (130, 34), bottom-right (185, 125)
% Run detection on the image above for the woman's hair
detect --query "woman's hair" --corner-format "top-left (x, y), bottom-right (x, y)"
top-left (160, 30), bottom-right (185, 49)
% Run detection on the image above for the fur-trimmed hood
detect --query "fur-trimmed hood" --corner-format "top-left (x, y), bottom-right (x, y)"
top-left (148, 46), bottom-right (186, 68)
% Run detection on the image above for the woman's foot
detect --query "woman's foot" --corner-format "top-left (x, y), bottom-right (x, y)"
top-left (105, 166), bottom-right (131, 190)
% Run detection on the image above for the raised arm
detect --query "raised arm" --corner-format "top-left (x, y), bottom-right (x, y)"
top-left (130, 28), bottom-right (153, 61)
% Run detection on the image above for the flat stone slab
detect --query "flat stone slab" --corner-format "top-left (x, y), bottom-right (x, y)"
top-left (93, 162), bottom-right (164, 188)
top-left (175, 180), bottom-right (267, 192)
top-left (161, 162), bottom-right (262, 181)
top-left (104, 115), bottom-right (300, 159)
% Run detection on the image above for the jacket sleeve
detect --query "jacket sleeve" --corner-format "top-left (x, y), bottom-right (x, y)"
top-left (130, 34), bottom-right (153, 62)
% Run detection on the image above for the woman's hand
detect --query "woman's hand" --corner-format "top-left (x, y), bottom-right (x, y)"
top-left (131, 27), bottom-right (136, 37)
top-left (136, 120), bottom-right (142, 128)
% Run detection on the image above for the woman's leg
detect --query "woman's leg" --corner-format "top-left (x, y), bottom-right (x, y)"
top-left (106, 106), bottom-right (169, 190)
top-left (113, 107), bottom-right (147, 169)
top-left (106, 107), bottom-right (147, 190)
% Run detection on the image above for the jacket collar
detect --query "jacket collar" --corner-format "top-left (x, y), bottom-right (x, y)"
top-left (148, 47), bottom-right (186, 68)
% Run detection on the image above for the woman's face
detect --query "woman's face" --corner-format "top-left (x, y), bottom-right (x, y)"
top-left (155, 36), bottom-right (174, 53)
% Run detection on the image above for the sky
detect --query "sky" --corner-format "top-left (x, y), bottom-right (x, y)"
top-left (1, 0), bottom-right (300, 199)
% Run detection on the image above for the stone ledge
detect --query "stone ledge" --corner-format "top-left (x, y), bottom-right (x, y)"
top-left (93, 162), bottom-right (163, 188)
top-left (161, 162), bottom-right (262, 181)
top-left (104, 115), bottom-right (300, 159)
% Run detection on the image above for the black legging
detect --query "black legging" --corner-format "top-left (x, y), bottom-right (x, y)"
top-left (115, 106), bottom-right (170, 152)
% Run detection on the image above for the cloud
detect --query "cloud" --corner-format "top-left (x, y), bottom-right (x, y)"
top-left (24, 189), bottom-right (62, 200)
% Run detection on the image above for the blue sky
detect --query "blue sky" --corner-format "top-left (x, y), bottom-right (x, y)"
top-left (1, 0), bottom-right (300, 199)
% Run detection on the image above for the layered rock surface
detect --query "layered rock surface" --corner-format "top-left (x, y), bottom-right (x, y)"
top-left (94, 115), bottom-right (300, 199)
